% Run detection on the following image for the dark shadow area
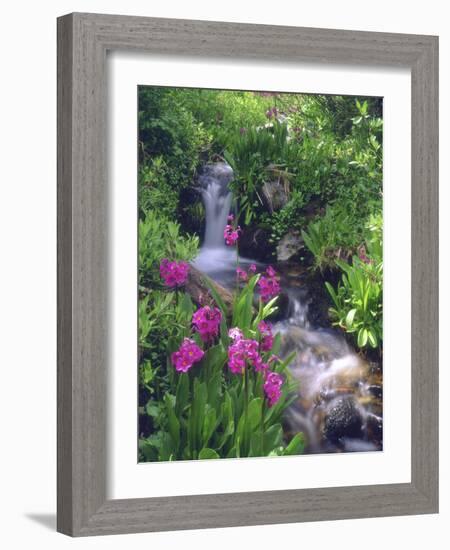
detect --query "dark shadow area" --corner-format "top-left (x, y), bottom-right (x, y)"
top-left (25, 513), bottom-right (56, 531)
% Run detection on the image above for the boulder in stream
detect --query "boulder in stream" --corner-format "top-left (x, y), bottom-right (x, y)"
top-left (261, 180), bottom-right (288, 212)
top-left (323, 396), bottom-right (364, 443)
top-left (185, 265), bottom-right (233, 312)
top-left (276, 230), bottom-right (303, 262)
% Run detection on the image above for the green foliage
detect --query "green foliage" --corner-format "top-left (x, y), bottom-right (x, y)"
top-left (324, 215), bottom-right (383, 349)
top-left (138, 87), bottom-right (210, 221)
top-left (139, 274), bottom-right (304, 461)
top-left (301, 204), bottom-right (368, 271)
top-left (172, 89), bottom-right (273, 152)
top-left (139, 210), bottom-right (199, 288)
top-left (138, 212), bottom-right (199, 413)
top-left (224, 122), bottom-right (291, 224)
top-left (264, 190), bottom-right (305, 245)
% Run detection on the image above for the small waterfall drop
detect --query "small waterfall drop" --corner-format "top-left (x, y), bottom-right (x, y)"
top-left (193, 162), bottom-right (254, 286)
top-left (199, 163), bottom-right (234, 248)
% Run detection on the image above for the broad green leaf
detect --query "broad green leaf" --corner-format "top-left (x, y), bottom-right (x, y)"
top-left (367, 329), bottom-right (378, 348)
top-left (175, 374), bottom-right (189, 417)
top-left (263, 424), bottom-right (283, 454)
top-left (283, 432), bottom-right (305, 455)
top-left (345, 308), bottom-right (357, 327)
top-left (164, 394), bottom-right (180, 452)
top-left (198, 448), bottom-right (220, 460)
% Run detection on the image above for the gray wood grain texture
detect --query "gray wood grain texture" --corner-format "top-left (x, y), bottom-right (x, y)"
top-left (57, 12), bottom-right (439, 537)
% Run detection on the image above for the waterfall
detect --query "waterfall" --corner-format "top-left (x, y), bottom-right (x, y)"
top-left (198, 163), bottom-right (234, 248)
top-left (193, 162), bottom-right (243, 286)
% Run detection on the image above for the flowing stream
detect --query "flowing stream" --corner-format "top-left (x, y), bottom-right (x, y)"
top-left (193, 162), bottom-right (382, 454)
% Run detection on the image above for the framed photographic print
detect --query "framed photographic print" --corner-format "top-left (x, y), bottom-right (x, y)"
top-left (57, 13), bottom-right (438, 536)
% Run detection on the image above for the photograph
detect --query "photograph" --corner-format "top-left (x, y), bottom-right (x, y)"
top-left (137, 86), bottom-right (383, 462)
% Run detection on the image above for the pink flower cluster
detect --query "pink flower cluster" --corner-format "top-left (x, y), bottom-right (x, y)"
top-left (224, 216), bottom-right (240, 246)
top-left (358, 245), bottom-right (373, 265)
top-left (227, 332), bottom-right (268, 374)
top-left (257, 266), bottom-right (280, 303)
top-left (159, 259), bottom-right (189, 288)
top-left (236, 263), bottom-right (256, 282)
top-left (263, 371), bottom-right (283, 407)
top-left (192, 306), bottom-right (222, 343)
top-left (227, 326), bottom-right (282, 405)
top-left (171, 338), bottom-right (204, 373)
top-left (258, 320), bottom-right (274, 352)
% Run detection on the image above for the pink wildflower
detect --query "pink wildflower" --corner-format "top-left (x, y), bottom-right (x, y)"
top-left (263, 371), bottom-right (283, 407)
top-left (224, 224), bottom-right (240, 246)
top-left (159, 259), bottom-right (189, 288)
top-left (171, 338), bottom-right (204, 373)
top-left (227, 337), bottom-right (263, 374)
top-left (257, 266), bottom-right (280, 303)
top-left (258, 320), bottom-right (274, 352)
top-left (236, 267), bottom-right (248, 282)
top-left (228, 327), bottom-right (244, 341)
top-left (249, 263), bottom-right (257, 273)
top-left (358, 245), bottom-right (373, 265)
top-left (227, 214), bottom-right (234, 221)
top-left (192, 306), bottom-right (222, 343)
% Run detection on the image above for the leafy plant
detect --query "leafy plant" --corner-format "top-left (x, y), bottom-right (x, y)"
top-left (139, 211), bottom-right (199, 288)
top-left (224, 121), bottom-right (291, 224)
top-left (324, 217), bottom-right (383, 349)
top-left (139, 272), bottom-right (304, 461)
top-left (301, 204), bottom-right (366, 271)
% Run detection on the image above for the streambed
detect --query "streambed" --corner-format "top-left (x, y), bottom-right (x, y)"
top-left (193, 162), bottom-right (383, 454)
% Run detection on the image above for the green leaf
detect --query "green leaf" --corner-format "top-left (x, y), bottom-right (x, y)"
top-left (367, 329), bottom-right (378, 348)
top-left (247, 397), bottom-right (263, 432)
top-left (282, 432), bottom-right (305, 455)
top-left (345, 308), bottom-right (357, 327)
top-left (325, 281), bottom-right (339, 308)
top-left (205, 277), bottom-right (228, 317)
top-left (175, 374), bottom-right (189, 417)
top-left (164, 394), bottom-right (180, 452)
top-left (202, 406), bottom-right (218, 448)
top-left (145, 402), bottom-right (160, 419)
top-left (357, 328), bottom-right (368, 348)
top-left (263, 424), bottom-right (283, 454)
top-left (198, 448), bottom-right (220, 460)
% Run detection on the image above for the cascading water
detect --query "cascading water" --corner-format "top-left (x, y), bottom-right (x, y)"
top-left (200, 163), bottom-right (234, 248)
top-left (193, 162), bottom-right (254, 286)
top-left (193, 162), bottom-right (382, 454)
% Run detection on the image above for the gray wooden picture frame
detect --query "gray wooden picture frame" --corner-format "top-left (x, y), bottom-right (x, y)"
top-left (57, 12), bottom-right (439, 537)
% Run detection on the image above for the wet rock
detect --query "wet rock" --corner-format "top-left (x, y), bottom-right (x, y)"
top-left (276, 230), bottom-right (303, 262)
top-left (185, 265), bottom-right (233, 312)
top-left (323, 396), bottom-right (363, 443)
top-left (239, 226), bottom-right (275, 262)
top-left (366, 412), bottom-right (383, 441)
top-left (261, 180), bottom-right (288, 213)
top-left (367, 384), bottom-right (382, 399)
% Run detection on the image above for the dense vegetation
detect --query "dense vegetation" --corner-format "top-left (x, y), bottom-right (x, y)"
top-left (138, 87), bottom-right (383, 460)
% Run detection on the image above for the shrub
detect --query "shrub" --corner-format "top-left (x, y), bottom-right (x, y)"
top-left (301, 204), bottom-right (368, 271)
